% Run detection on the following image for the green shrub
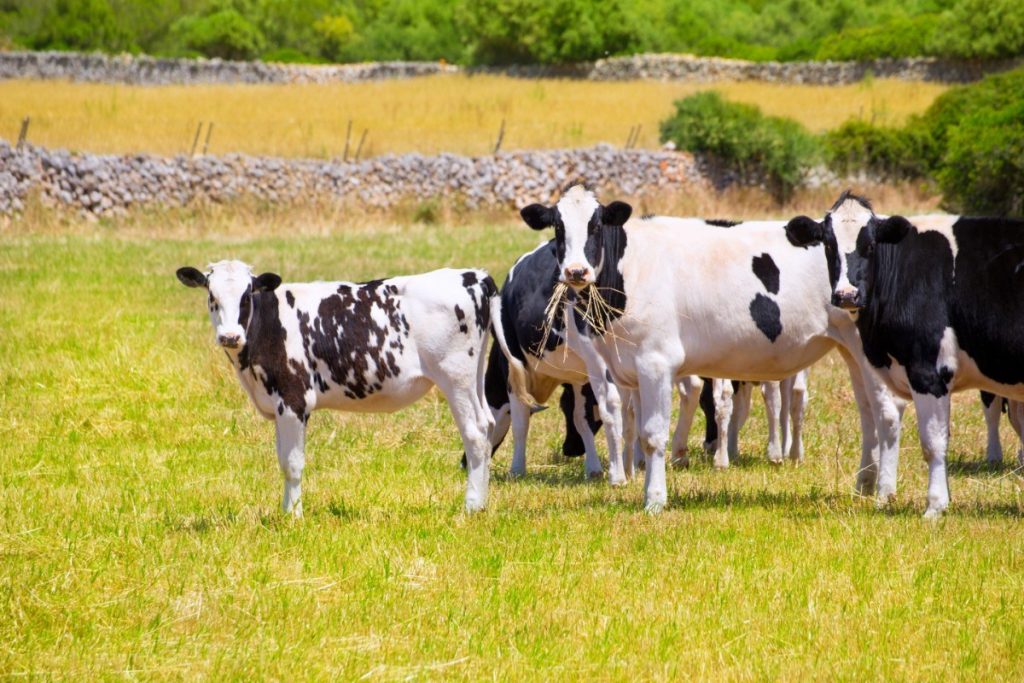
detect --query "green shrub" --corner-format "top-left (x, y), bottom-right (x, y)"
top-left (823, 119), bottom-right (936, 180)
top-left (169, 8), bottom-right (266, 61)
top-left (815, 14), bottom-right (941, 61)
top-left (28, 0), bottom-right (134, 53)
top-left (930, 0), bottom-right (1024, 60)
top-left (937, 100), bottom-right (1024, 215)
top-left (659, 91), bottom-right (818, 202)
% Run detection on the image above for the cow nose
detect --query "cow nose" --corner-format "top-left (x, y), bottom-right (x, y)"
top-left (563, 265), bottom-right (590, 286)
top-left (218, 333), bottom-right (241, 348)
top-left (831, 289), bottom-right (860, 310)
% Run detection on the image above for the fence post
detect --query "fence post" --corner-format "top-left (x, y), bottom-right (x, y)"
top-left (202, 122), bottom-right (214, 155)
top-left (190, 122), bottom-right (204, 157)
top-left (343, 119), bottom-right (353, 162)
top-left (16, 116), bottom-right (30, 150)
top-left (354, 129), bottom-right (368, 161)
top-left (493, 118), bottom-right (506, 154)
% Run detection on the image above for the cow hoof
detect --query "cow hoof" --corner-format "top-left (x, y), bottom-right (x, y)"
top-left (464, 498), bottom-right (487, 514)
top-left (875, 491), bottom-right (895, 509)
top-left (644, 500), bottom-right (666, 514)
top-left (767, 457), bottom-right (784, 466)
top-left (922, 507), bottom-right (944, 521)
top-left (713, 460), bottom-right (729, 470)
top-left (855, 477), bottom-right (876, 496)
top-left (671, 456), bottom-right (690, 469)
top-left (608, 476), bottom-right (628, 487)
top-left (586, 469), bottom-right (604, 480)
top-left (509, 466), bottom-right (526, 479)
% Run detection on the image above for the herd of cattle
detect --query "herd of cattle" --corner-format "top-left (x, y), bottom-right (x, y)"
top-left (177, 187), bottom-right (1024, 519)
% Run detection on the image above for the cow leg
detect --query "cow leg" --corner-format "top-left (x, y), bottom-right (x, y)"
top-left (728, 381), bottom-right (752, 463)
top-left (435, 375), bottom-right (493, 513)
top-left (671, 376), bottom-right (703, 468)
top-left (275, 411), bottom-right (307, 517)
top-left (1008, 401), bottom-right (1024, 467)
top-left (786, 370), bottom-right (809, 463)
top-left (981, 391), bottom-right (1004, 466)
top-left (699, 379), bottom-right (718, 453)
top-left (508, 395), bottom-right (531, 478)
top-left (712, 379), bottom-right (734, 469)
top-left (571, 383), bottom-right (603, 478)
top-left (761, 381), bottom-right (784, 464)
top-left (915, 391), bottom-right (952, 519)
top-left (638, 365), bottom-right (673, 513)
top-left (835, 347), bottom-right (886, 496)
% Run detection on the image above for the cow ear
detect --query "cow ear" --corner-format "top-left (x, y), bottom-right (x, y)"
top-left (253, 272), bottom-right (282, 292)
top-left (176, 266), bottom-right (207, 288)
top-left (784, 216), bottom-right (824, 247)
top-left (603, 201), bottom-right (632, 226)
top-left (873, 216), bottom-right (912, 244)
top-left (520, 204), bottom-right (555, 230)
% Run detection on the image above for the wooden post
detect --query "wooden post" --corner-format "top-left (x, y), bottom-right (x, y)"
top-left (630, 124), bottom-right (642, 149)
top-left (190, 122), bottom-right (204, 157)
top-left (493, 118), bottom-right (506, 154)
top-left (202, 122), bottom-right (214, 155)
top-left (16, 116), bottom-right (30, 150)
top-left (343, 119), bottom-right (353, 162)
top-left (354, 129), bottom-right (368, 161)
top-left (624, 124), bottom-right (636, 149)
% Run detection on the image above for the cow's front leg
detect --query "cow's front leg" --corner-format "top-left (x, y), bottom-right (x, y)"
top-left (727, 381), bottom-right (752, 462)
top-left (275, 410), bottom-right (307, 517)
top-left (785, 370), bottom-right (809, 463)
top-left (916, 390), bottom-right (952, 519)
top-left (638, 364), bottom-right (673, 513)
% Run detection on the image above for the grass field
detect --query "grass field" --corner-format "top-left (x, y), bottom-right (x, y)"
top-left (0, 75), bottom-right (947, 159)
top-left (2, 207), bottom-right (1023, 679)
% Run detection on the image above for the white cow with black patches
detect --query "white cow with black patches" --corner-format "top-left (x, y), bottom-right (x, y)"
top-left (177, 260), bottom-right (499, 515)
top-left (516, 185), bottom-right (904, 513)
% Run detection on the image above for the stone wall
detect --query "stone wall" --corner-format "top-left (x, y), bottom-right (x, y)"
top-left (0, 140), bottom-right (708, 216)
top-left (1, 50), bottom-right (1018, 87)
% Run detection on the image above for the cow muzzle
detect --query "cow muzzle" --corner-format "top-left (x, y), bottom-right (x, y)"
top-left (218, 333), bottom-right (243, 349)
top-left (562, 264), bottom-right (592, 289)
top-left (831, 288), bottom-right (861, 310)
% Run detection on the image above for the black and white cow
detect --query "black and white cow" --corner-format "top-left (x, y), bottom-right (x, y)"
top-left (177, 260), bottom-right (501, 515)
top-left (981, 392), bottom-right (1024, 466)
top-left (515, 185), bottom-right (904, 512)
top-left (785, 193), bottom-right (1024, 516)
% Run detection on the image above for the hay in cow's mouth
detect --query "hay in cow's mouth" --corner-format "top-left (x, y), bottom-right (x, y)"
top-left (536, 281), bottom-right (625, 356)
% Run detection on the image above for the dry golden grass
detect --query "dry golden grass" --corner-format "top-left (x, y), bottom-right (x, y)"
top-left (0, 75), bottom-right (946, 158)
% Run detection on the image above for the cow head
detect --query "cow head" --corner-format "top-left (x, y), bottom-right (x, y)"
top-left (519, 184), bottom-right (632, 290)
top-left (177, 260), bottom-right (281, 351)
top-left (784, 190), bottom-right (878, 311)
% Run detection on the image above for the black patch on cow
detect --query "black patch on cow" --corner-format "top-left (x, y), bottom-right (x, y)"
top-left (749, 293), bottom-right (783, 342)
top-left (572, 217), bottom-right (629, 337)
top-left (237, 284), bottom-right (253, 327)
top-left (830, 189), bottom-right (873, 213)
top-left (285, 290), bottom-right (295, 308)
top-left (751, 253), bottom-right (780, 294)
top-left (498, 241), bottom-right (567, 361)
top-left (641, 213), bottom-right (656, 220)
top-left (705, 218), bottom-right (740, 227)
top-left (237, 291), bottom-right (311, 418)
top-left (454, 305), bottom-right (469, 334)
top-left (293, 280), bottom-right (409, 401)
top-left (854, 222), bottom-right (955, 397)
top-left (461, 271), bottom-right (495, 333)
top-left (699, 378), bottom-right (717, 445)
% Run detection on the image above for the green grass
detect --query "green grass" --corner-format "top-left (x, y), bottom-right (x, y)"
top-left (2, 214), bottom-right (1024, 679)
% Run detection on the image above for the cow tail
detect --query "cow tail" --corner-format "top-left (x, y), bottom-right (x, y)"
top-left (487, 287), bottom-right (539, 410)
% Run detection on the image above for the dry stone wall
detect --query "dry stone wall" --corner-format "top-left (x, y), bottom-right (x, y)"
top-left (0, 140), bottom-right (708, 216)
top-left (1, 50), bottom-right (1018, 86)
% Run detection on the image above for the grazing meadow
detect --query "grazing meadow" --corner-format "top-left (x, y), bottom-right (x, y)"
top-left (2, 203), bottom-right (1023, 679)
top-left (0, 75), bottom-right (947, 159)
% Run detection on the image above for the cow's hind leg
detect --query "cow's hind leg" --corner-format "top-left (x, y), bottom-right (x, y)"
top-left (727, 381), bottom-right (752, 463)
top-left (712, 379), bottom-right (735, 469)
top-left (508, 394), bottom-right (532, 478)
top-left (785, 370), bottom-right (809, 463)
top-left (915, 391), bottom-right (952, 519)
top-left (571, 383), bottom-right (603, 479)
top-left (671, 376), bottom-right (703, 468)
top-left (275, 410), bottom-right (307, 517)
top-left (761, 381), bottom-right (783, 464)
top-left (981, 391), bottom-right (1004, 466)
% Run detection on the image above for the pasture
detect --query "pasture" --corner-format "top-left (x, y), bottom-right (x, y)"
top-left (0, 75), bottom-right (947, 158)
top-left (2, 206), bottom-right (1023, 679)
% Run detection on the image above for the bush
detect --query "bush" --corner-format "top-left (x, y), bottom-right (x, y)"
top-left (659, 91), bottom-right (818, 202)
top-left (169, 8), bottom-right (266, 61)
top-left (930, 0), bottom-right (1024, 60)
top-left (815, 14), bottom-right (941, 61)
top-left (823, 119), bottom-right (936, 180)
top-left (28, 0), bottom-right (134, 53)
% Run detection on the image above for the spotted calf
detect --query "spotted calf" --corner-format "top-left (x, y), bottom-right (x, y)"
top-left (177, 261), bottom-right (499, 514)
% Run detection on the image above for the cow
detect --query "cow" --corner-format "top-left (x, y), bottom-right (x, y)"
top-left (784, 193), bottom-right (1024, 516)
top-left (176, 260), bottom-right (502, 515)
top-left (981, 392), bottom-right (1024, 466)
top-left (513, 184), bottom-right (904, 512)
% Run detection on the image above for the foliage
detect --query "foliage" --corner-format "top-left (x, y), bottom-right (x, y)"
top-left (659, 91), bottom-right (818, 202)
top-left (27, 0), bottom-right (135, 53)
top-left (930, 0), bottom-right (1024, 60)
top-left (937, 100), bottom-right (1024, 215)
top-left (168, 5), bottom-right (266, 60)
top-left (822, 120), bottom-right (936, 180)
top-left (4, 0), bottom-right (1021, 65)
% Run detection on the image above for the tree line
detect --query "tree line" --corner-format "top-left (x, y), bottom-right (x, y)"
top-left (1, 0), bottom-right (1022, 66)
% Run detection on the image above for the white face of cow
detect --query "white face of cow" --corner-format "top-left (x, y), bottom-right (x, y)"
top-left (827, 193), bottom-right (877, 308)
top-left (176, 260), bottom-right (281, 352)
top-left (519, 185), bottom-right (632, 291)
